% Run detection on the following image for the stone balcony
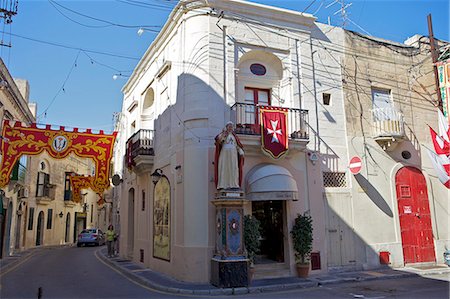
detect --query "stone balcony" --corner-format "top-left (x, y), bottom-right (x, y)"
top-left (370, 107), bottom-right (405, 151)
top-left (126, 129), bottom-right (155, 173)
top-left (231, 103), bottom-right (309, 153)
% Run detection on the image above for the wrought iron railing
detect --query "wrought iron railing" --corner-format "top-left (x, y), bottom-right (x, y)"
top-left (231, 103), bottom-right (309, 140)
top-left (370, 107), bottom-right (405, 138)
top-left (126, 129), bottom-right (155, 167)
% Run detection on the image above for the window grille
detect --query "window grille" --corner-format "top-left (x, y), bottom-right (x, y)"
top-left (323, 172), bottom-right (347, 188)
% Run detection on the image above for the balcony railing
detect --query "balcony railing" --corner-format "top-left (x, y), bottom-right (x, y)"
top-left (126, 129), bottom-right (155, 168)
top-left (231, 103), bottom-right (309, 140)
top-left (371, 107), bottom-right (405, 138)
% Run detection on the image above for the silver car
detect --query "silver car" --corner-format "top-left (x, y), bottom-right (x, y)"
top-left (77, 228), bottom-right (105, 247)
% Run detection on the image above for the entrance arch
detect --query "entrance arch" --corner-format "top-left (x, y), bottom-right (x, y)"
top-left (4, 201), bottom-right (13, 255)
top-left (128, 188), bottom-right (135, 258)
top-left (36, 211), bottom-right (44, 246)
top-left (246, 164), bottom-right (298, 264)
top-left (65, 213), bottom-right (71, 243)
top-left (395, 166), bottom-right (435, 264)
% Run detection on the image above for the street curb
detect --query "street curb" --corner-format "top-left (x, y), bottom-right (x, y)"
top-left (97, 249), bottom-right (450, 296)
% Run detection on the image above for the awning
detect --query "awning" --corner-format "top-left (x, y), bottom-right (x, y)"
top-left (245, 164), bottom-right (298, 201)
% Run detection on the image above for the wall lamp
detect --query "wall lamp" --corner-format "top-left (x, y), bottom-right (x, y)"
top-left (151, 168), bottom-right (163, 185)
top-left (59, 212), bottom-right (64, 218)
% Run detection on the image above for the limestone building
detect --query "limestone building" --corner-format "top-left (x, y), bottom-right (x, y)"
top-left (112, 0), bottom-right (449, 283)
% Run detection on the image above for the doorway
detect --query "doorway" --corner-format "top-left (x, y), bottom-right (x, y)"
top-left (36, 211), bottom-right (44, 246)
top-left (128, 188), bottom-right (135, 258)
top-left (396, 167), bottom-right (435, 264)
top-left (252, 200), bottom-right (284, 263)
top-left (65, 213), bottom-right (71, 243)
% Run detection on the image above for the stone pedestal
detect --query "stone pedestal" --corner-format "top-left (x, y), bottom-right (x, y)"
top-left (210, 190), bottom-right (249, 288)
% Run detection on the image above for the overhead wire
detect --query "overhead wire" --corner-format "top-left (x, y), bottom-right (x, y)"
top-left (48, 0), bottom-right (162, 31)
top-left (0, 30), bottom-right (140, 60)
top-left (115, 0), bottom-right (175, 12)
top-left (48, 0), bottom-right (110, 28)
top-left (38, 51), bottom-right (81, 120)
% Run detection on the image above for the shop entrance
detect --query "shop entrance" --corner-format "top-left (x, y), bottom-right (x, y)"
top-left (252, 200), bottom-right (284, 263)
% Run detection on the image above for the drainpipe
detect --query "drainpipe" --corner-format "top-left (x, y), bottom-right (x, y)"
top-left (223, 25), bottom-right (228, 104)
top-left (310, 38), bottom-right (320, 152)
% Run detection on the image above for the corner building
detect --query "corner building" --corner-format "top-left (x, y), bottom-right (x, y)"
top-left (113, 0), bottom-right (449, 283)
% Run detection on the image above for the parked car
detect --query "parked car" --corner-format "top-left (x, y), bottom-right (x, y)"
top-left (77, 228), bottom-right (105, 247)
top-left (444, 249), bottom-right (450, 267)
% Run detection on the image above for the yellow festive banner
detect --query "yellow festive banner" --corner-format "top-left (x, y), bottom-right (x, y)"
top-left (0, 120), bottom-right (116, 194)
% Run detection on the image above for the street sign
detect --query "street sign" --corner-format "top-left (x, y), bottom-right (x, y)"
top-left (349, 156), bottom-right (362, 175)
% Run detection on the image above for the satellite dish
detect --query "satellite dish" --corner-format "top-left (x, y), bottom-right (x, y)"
top-left (112, 174), bottom-right (122, 186)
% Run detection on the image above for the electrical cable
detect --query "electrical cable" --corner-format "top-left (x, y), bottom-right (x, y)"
top-left (0, 30), bottom-right (140, 60)
top-left (48, 0), bottom-right (162, 31)
top-left (38, 51), bottom-right (81, 120)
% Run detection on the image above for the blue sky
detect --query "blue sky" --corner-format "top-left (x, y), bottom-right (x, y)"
top-left (2, 0), bottom-right (448, 132)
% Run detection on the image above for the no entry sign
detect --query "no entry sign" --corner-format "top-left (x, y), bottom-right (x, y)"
top-left (349, 156), bottom-right (362, 175)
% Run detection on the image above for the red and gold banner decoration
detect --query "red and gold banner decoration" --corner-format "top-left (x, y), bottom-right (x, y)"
top-left (69, 175), bottom-right (94, 203)
top-left (260, 106), bottom-right (289, 159)
top-left (0, 120), bottom-right (117, 194)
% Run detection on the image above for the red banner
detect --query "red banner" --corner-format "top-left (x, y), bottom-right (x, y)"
top-left (69, 175), bottom-right (94, 203)
top-left (260, 106), bottom-right (288, 159)
top-left (0, 120), bottom-right (116, 194)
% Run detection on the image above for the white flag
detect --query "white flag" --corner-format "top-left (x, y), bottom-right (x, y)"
top-left (425, 146), bottom-right (450, 188)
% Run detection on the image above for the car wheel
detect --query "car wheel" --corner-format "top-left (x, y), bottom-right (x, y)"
top-left (77, 243), bottom-right (81, 247)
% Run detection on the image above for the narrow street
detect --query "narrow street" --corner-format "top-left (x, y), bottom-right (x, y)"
top-left (0, 246), bottom-right (177, 299)
top-left (1, 246), bottom-right (449, 299)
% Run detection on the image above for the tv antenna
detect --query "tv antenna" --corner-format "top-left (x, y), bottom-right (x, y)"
top-left (326, 0), bottom-right (352, 28)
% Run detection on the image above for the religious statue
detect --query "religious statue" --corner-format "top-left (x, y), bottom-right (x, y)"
top-left (214, 121), bottom-right (245, 190)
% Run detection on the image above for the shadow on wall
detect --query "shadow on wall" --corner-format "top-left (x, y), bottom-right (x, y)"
top-left (354, 174), bottom-right (393, 218)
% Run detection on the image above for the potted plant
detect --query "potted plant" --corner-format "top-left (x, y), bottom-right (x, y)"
top-left (290, 212), bottom-right (313, 278)
top-left (243, 215), bottom-right (261, 279)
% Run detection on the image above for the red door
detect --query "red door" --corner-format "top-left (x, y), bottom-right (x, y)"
top-left (396, 167), bottom-right (435, 264)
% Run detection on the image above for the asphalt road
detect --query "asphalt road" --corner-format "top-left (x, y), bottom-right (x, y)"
top-left (0, 246), bottom-right (179, 299)
top-left (1, 246), bottom-right (449, 299)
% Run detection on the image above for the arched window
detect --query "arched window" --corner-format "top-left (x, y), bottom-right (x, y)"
top-left (142, 87), bottom-right (154, 114)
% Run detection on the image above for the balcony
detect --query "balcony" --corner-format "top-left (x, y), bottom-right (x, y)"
top-left (371, 107), bottom-right (405, 150)
top-left (231, 103), bottom-right (309, 152)
top-left (126, 129), bottom-right (155, 173)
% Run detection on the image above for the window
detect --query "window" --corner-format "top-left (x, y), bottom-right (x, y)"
top-left (243, 87), bottom-right (271, 125)
top-left (90, 204), bottom-right (93, 223)
top-left (323, 172), bottom-right (347, 188)
top-left (47, 209), bottom-right (53, 229)
top-left (322, 93), bottom-right (331, 106)
top-left (142, 190), bottom-right (145, 211)
top-left (142, 87), bottom-right (154, 113)
top-left (64, 172), bottom-right (73, 201)
top-left (28, 208), bottom-right (34, 230)
top-left (36, 172), bottom-right (50, 197)
top-left (10, 155), bottom-right (28, 182)
top-left (372, 88), bottom-right (394, 121)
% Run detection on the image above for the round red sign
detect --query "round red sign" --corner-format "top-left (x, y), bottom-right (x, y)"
top-left (349, 156), bottom-right (362, 175)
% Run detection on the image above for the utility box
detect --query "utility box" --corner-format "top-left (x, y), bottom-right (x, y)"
top-left (379, 251), bottom-right (390, 265)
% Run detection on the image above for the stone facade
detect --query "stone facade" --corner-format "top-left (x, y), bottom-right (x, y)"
top-left (113, 0), bottom-right (449, 284)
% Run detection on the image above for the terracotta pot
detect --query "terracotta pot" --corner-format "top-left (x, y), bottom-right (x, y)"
top-left (248, 265), bottom-right (255, 282)
top-left (295, 263), bottom-right (310, 278)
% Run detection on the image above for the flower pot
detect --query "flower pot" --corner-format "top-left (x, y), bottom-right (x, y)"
top-left (248, 265), bottom-right (255, 282)
top-left (295, 263), bottom-right (310, 278)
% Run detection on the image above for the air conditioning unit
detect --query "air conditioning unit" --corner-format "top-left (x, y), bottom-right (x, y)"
top-left (18, 187), bottom-right (29, 198)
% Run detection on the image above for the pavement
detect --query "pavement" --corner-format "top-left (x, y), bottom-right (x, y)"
top-left (2, 246), bottom-right (449, 296)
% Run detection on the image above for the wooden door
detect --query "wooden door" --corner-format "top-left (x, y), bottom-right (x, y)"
top-left (396, 167), bottom-right (435, 264)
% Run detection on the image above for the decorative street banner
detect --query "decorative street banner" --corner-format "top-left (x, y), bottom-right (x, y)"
top-left (260, 106), bottom-right (288, 159)
top-left (69, 175), bottom-right (94, 203)
top-left (0, 120), bottom-right (117, 194)
top-left (437, 59), bottom-right (450, 124)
